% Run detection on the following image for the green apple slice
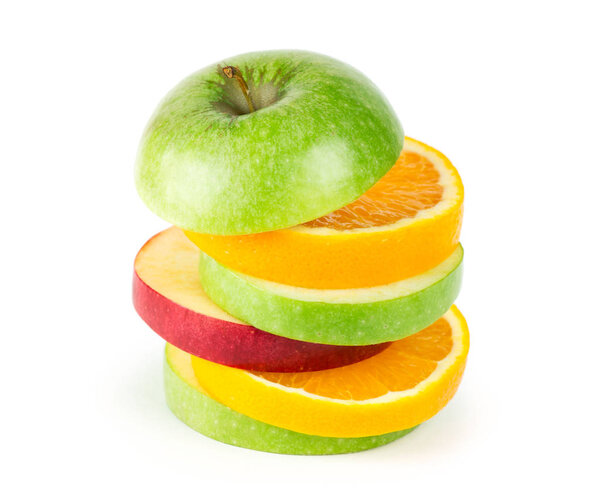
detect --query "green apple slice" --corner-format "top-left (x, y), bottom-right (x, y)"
top-left (165, 344), bottom-right (415, 455)
top-left (198, 245), bottom-right (463, 345)
top-left (135, 50), bottom-right (403, 234)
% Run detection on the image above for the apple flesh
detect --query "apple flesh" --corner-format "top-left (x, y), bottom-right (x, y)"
top-left (165, 344), bottom-right (416, 455)
top-left (135, 50), bottom-right (403, 234)
top-left (198, 245), bottom-right (463, 346)
top-left (133, 228), bottom-right (389, 371)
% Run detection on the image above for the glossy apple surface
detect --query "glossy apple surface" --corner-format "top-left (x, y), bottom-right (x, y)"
top-left (135, 50), bottom-right (403, 234)
top-left (198, 245), bottom-right (463, 345)
top-left (133, 228), bottom-right (389, 371)
top-left (165, 344), bottom-right (416, 455)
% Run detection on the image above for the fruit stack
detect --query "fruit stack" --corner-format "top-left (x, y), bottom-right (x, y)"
top-left (133, 51), bottom-right (469, 455)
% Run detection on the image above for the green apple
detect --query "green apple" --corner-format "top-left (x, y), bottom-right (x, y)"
top-left (136, 50), bottom-right (403, 234)
top-left (165, 344), bottom-right (415, 455)
top-left (198, 246), bottom-right (463, 345)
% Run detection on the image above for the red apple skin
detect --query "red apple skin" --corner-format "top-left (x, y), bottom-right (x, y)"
top-left (133, 270), bottom-right (389, 372)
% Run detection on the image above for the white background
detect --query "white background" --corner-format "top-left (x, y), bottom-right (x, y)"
top-left (2, 1), bottom-right (599, 490)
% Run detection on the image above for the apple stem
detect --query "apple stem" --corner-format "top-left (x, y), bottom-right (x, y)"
top-left (223, 66), bottom-right (255, 113)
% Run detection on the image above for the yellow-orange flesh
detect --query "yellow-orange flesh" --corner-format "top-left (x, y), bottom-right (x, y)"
top-left (253, 318), bottom-right (452, 401)
top-left (305, 151), bottom-right (444, 230)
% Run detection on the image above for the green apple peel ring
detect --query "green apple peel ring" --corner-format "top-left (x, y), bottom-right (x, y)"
top-left (164, 344), bottom-right (415, 455)
top-left (198, 245), bottom-right (463, 345)
top-left (135, 50), bottom-right (403, 234)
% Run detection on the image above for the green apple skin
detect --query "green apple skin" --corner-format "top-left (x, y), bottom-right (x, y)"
top-left (198, 246), bottom-right (463, 346)
top-left (164, 347), bottom-right (415, 455)
top-left (136, 50), bottom-right (403, 235)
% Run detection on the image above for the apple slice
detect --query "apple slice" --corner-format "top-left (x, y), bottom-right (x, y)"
top-left (133, 228), bottom-right (389, 372)
top-left (165, 344), bottom-right (416, 455)
top-left (198, 245), bottom-right (463, 346)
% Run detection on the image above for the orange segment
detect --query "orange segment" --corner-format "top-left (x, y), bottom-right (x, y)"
top-left (185, 137), bottom-right (464, 289)
top-left (395, 317), bottom-right (453, 361)
top-left (256, 351), bottom-right (437, 401)
top-left (305, 151), bottom-right (444, 229)
top-left (254, 319), bottom-right (451, 401)
top-left (188, 306), bottom-right (469, 438)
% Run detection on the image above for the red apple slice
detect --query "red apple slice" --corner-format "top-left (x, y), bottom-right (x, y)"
top-left (133, 228), bottom-right (389, 372)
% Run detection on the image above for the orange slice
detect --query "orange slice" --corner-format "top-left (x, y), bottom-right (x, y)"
top-left (188, 306), bottom-right (469, 437)
top-left (185, 137), bottom-right (463, 289)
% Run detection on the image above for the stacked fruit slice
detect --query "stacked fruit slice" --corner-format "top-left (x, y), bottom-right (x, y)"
top-left (133, 51), bottom-right (469, 455)
top-left (133, 227), bottom-right (389, 372)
